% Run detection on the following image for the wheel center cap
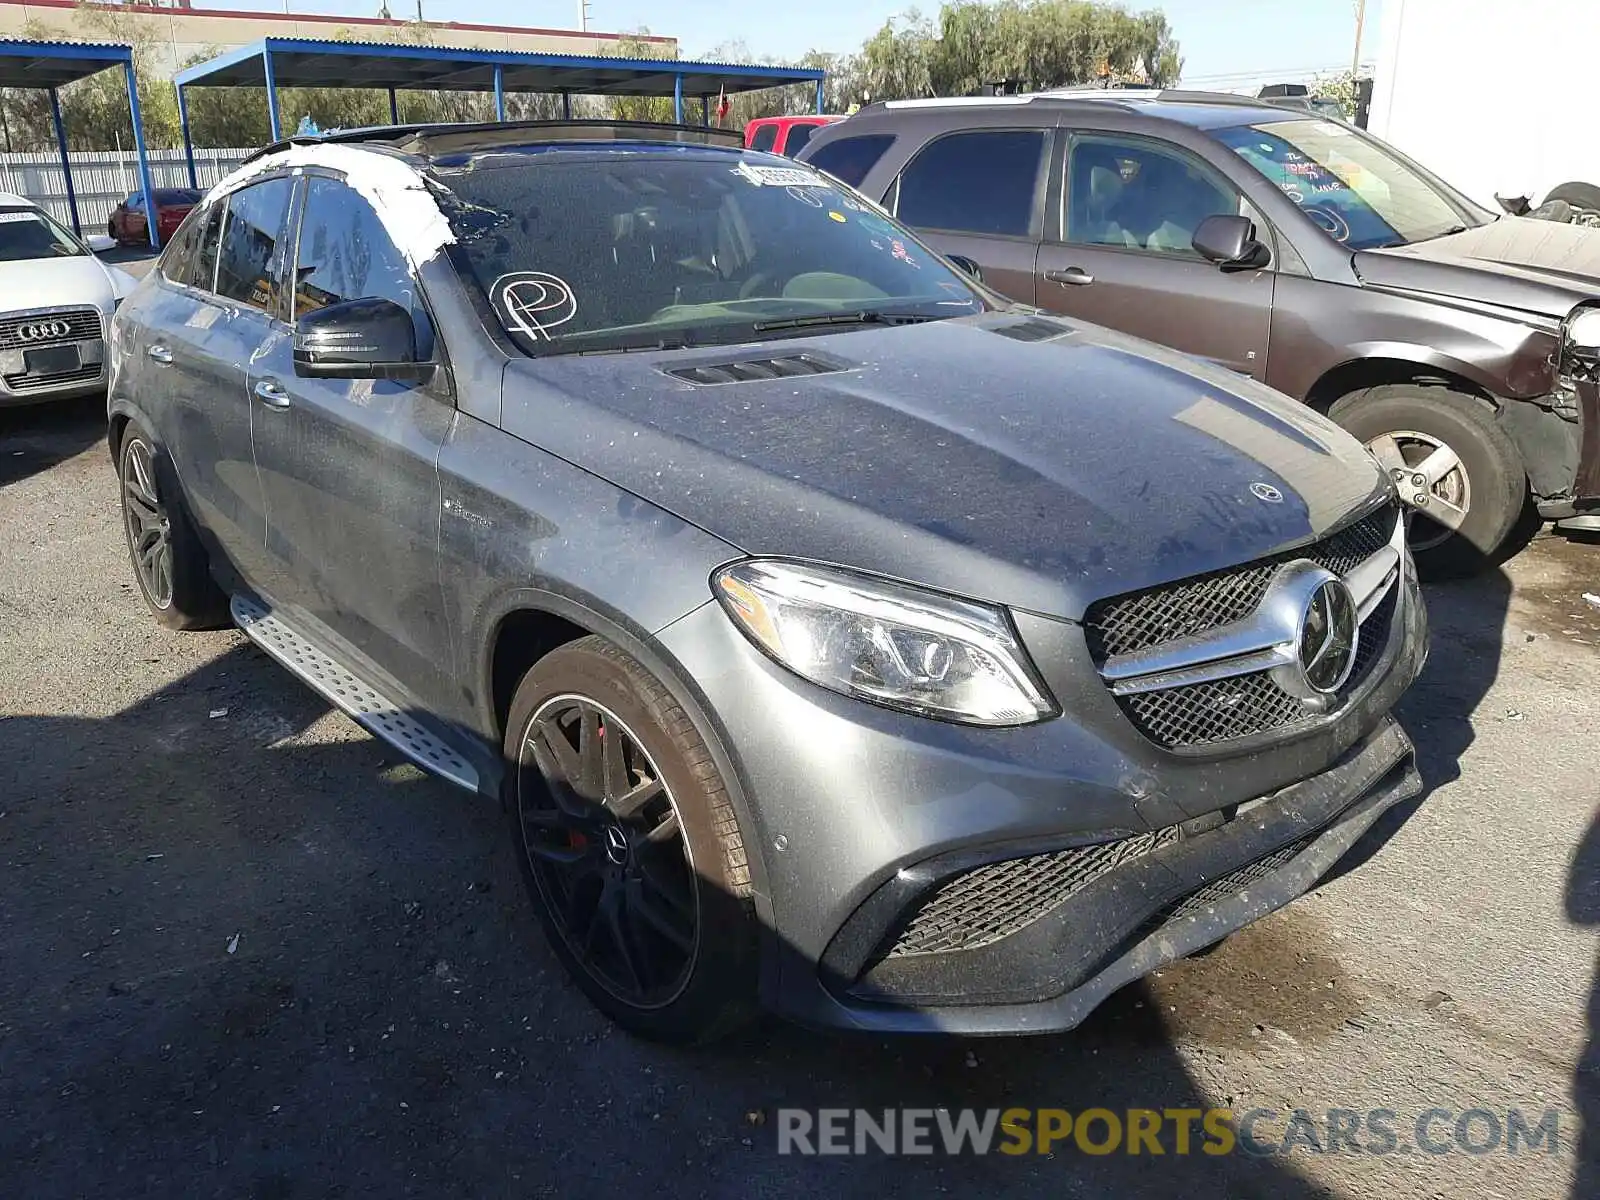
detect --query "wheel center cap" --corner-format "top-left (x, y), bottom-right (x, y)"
top-left (602, 824), bottom-right (629, 865)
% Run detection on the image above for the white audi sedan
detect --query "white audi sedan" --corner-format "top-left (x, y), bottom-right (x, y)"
top-left (0, 191), bottom-right (138, 407)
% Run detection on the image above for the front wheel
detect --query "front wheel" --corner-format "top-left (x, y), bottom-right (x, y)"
top-left (504, 636), bottom-right (759, 1043)
top-left (1330, 384), bottom-right (1526, 578)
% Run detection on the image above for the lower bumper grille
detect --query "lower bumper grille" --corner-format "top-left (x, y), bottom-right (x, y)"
top-left (2, 363), bottom-right (104, 393)
top-left (888, 826), bottom-right (1180, 957)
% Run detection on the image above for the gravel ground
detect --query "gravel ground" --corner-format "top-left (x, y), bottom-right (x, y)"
top-left (2, 378), bottom-right (1597, 1199)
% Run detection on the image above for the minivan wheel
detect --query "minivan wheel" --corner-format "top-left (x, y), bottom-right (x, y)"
top-left (504, 636), bottom-right (758, 1043)
top-left (116, 424), bottom-right (230, 630)
top-left (1330, 384), bottom-right (1525, 578)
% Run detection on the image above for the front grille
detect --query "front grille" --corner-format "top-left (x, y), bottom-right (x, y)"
top-left (886, 826), bottom-right (1181, 957)
top-left (1155, 832), bottom-right (1317, 928)
top-left (0, 308), bottom-right (103, 349)
top-left (1085, 505), bottom-right (1400, 750)
top-left (2, 363), bottom-right (104, 393)
top-left (1084, 505), bottom-right (1397, 661)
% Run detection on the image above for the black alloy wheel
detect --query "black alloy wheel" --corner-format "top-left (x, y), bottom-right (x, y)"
top-left (516, 694), bottom-right (699, 1008)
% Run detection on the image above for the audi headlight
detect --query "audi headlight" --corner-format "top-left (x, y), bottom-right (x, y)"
top-left (712, 559), bottom-right (1056, 727)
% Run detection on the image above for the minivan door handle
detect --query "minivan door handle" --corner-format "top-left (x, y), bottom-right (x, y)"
top-left (1045, 268), bottom-right (1094, 287)
top-left (254, 379), bottom-right (291, 410)
top-left (146, 344), bottom-right (173, 364)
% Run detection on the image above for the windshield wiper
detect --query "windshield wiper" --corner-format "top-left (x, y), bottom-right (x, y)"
top-left (751, 309), bottom-right (940, 333)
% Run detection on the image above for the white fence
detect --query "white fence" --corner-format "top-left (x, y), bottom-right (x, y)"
top-left (0, 148), bottom-right (254, 232)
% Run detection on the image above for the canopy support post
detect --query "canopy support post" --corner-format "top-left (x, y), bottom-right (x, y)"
top-left (700, 95), bottom-right (709, 127)
top-left (48, 87), bottom-right (80, 236)
top-left (176, 84), bottom-right (198, 189)
top-left (388, 87), bottom-right (399, 124)
top-left (493, 66), bottom-right (505, 122)
top-left (561, 91), bottom-right (571, 121)
top-left (815, 79), bottom-right (825, 114)
top-left (673, 74), bottom-right (682, 124)
top-left (123, 62), bottom-right (160, 248)
top-left (263, 48), bottom-right (281, 141)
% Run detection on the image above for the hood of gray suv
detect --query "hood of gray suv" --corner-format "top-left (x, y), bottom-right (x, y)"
top-left (1356, 216), bottom-right (1600, 321)
top-left (502, 314), bottom-right (1389, 620)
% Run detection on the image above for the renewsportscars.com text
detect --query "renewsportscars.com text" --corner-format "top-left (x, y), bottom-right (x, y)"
top-left (776, 1106), bottom-right (1563, 1157)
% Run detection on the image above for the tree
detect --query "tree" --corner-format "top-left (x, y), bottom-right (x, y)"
top-left (1310, 68), bottom-right (1361, 120)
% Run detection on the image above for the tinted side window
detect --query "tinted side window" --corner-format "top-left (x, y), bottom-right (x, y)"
top-left (802, 133), bottom-right (894, 188)
top-left (896, 130), bottom-right (1046, 238)
top-left (1064, 135), bottom-right (1239, 256)
top-left (215, 177), bottom-right (293, 315)
top-left (782, 123), bottom-right (819, 157)
top-left (749, 123), bottom-right (779, 153)
top-left (163, 202), bottom-right (222, 290)
top-left (293, 177), bottom-right (417, 318)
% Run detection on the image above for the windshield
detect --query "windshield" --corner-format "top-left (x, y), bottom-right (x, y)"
top-left (1213, 118), bottom-right (1486, 249)
top-left (438, 150), bottom-right (986, 354)
top-left (0, 206), bottom-right (86, 263)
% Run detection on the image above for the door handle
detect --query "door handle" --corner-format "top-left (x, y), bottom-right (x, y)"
top-left (146, 344), bottom-right (173, 364)
top-left (1045, 267), bottom-right (1095, 287)
top-left (254, 379), bottom-right (291, 410)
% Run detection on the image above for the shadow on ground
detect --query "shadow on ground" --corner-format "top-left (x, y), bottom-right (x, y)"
top-left (0, 394), bottom-right (106, 488)
top-left (0, 554), bottom-right (1522, 1198)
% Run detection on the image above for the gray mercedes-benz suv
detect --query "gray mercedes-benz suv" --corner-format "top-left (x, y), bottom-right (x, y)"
top-left (108, 121), bottom-right (1427, 1042)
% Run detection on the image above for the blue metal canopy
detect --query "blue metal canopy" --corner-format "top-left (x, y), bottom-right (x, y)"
top-left (172, 37), bottom-right (827, 178)
top-left (0, 39), bottom-right (159, 246)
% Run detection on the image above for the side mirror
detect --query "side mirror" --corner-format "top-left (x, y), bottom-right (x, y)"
top-left (293, 296), bottom-right (428, 380)
top-left (1193, 214), bottom-right (1270, 271)
top-left (946, 254), bottom-right (984, 282)
top-left (85, 233), bottom-right (116, 254)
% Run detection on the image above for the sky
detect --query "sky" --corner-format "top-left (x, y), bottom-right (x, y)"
top-left (215, 0), bottom-right (1384, 87)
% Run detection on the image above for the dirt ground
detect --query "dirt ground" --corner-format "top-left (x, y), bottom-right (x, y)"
top-left (2, 391), bottom-right (1597, 1200)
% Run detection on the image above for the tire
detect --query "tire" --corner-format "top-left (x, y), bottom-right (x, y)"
top-left (1330, 384), bottom-right (1526, 578)
top-left (115, 422), bottom-right (230, 630)
top-left (1545, 182), bottom-right (1600, 225)
top-left (503, 635), bottom-right (758, 1043)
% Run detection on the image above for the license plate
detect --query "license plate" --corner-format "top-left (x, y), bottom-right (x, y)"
top-left (24, 345), bottom-right (80, 374)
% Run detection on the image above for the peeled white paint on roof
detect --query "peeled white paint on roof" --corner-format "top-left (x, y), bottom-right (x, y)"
top-left (204, 143), bottom-right (457, 268)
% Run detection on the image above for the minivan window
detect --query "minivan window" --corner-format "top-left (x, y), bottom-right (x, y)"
top-left (439, 152), bottom-right (984, 354)
top-left (803, 134), bottom-right (895, 188)
top-left (749, 123), bottom-right (779, 153)
top-left (1213, 118), bottom-right (1485, 249)
top-left (1065, 135), bottom-right (1239, 255)
top-left (895, 130), bottom-right (1046, 238)
top-left (214, 177), bottom-right (294, 316)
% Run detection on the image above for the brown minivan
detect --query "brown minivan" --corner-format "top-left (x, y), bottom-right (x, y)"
top-left (798, 90), bottom-right (1600, 574)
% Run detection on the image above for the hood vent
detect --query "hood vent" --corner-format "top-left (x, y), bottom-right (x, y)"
top-left (665, 352), bottom-right (849, 386)
top-left (991, 317), bottom-right (1070, 343)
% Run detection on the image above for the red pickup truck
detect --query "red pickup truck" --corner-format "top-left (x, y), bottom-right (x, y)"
top-left (744, 115), bottom-right (841, 157)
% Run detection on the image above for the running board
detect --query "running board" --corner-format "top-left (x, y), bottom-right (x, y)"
top-left (231, 595), bottom-right (480, 792)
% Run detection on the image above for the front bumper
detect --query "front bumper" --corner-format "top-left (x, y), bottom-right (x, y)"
top-left (653, 560), bottom-right (1428, 1035)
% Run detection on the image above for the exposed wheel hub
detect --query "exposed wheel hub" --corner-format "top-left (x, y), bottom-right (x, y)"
top-left (1364, 428), bottom-right (1471, 552)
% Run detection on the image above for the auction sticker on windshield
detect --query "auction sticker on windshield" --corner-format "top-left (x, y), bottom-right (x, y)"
top-left (735, 163), bottom-right (828, 188)
top-left (0, 211), bottom-right (40, 224)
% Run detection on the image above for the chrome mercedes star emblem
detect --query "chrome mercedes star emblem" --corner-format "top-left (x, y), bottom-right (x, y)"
top-left (1249, 481), bottom-right (1284, 503)
top-left (603, 824), bottom-right (630, 865)
top-left (1298, 579), bottom-right (1359, 696)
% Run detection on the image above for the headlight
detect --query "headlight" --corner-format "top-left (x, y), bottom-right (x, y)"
top-left (712, 559), bottom-right (1056, 727)
top-left (1567, 307), bottom-right (1600, 352)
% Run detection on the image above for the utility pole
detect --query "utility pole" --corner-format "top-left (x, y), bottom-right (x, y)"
top-left (1352, 0), bottom-right (1367, 75)
top-left (578, 0), bottom-right (590, 32)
